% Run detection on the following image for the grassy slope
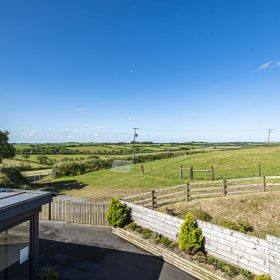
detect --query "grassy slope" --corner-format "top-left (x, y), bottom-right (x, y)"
top-left (157, 191), bottom-right (280, 239)
top-left (36, 146), bottom-right (280, 200)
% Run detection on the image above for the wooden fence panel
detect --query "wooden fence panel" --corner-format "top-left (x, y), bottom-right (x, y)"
top-left (124, 201), bottom-right (279, 276)
top-left (40, 197), bottom-right (108, 226)
top-left (267, 235), bottom-right (280, 280)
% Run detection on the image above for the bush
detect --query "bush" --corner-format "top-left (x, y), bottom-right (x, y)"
top-left (160, 236), bottom-right (172, 246)
top-left (207, 255), bottom-right (215, 265)
top-left (142, 228), bottom-right (152, 239)
top-left (53, 158), bottom-right (114, 177)
top-left (194, 251), bottom-right (206, 263)
top-left (41, 266), bottom-right (59, 280)
top-left (168, 242), bottom-right (176, 249)
top-left (254, 275), bottom-right (272, 280)
top-left (223, 265), bottom-right (236, 277)
top-left (124, 222), bottom-right (138, 231)
top-left (106, 199), bottom-right (131, 228)
top-left (0, 167), bottom-right (29, 189)
top-left (135, 226), bottom-right (143, 233)
top-left (237, 268), bottom-right (252, 278)
top-left (192, 209), bottom-right (212, 222)
top-left (219, 220), bottom-right (254, 233)
top-left (178, 212), bottom-right (204, 254)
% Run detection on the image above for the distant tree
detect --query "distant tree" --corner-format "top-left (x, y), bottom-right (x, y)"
top-left (0, 131), bottom-right (16, 163)
top-left (37, 155), bottom-right (49, 165)
top-left (22, 154), bottom-right (30, 161)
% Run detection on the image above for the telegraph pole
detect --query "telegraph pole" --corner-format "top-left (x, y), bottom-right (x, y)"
top-left (267, 129), bottom-right (273, 146)
top-left (132, 128), bottom-right (139, 162)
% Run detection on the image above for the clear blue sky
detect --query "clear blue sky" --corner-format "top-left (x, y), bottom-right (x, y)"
top-left (1, 0), bottom-right (280, 143)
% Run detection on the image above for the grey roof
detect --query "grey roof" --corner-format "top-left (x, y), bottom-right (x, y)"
top-left (0, 188), bottom-right (53, 225)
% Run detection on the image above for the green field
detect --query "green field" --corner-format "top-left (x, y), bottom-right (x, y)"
top-left (35, 145), bottom-right (280, 201)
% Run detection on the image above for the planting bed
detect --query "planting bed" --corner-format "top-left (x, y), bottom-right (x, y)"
top-left (112, 225), bottom-right (254, 280)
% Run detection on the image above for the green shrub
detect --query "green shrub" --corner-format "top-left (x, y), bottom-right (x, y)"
top-left (124, 222), bottom-right (137, 231)
top-left (135, 226), bottom-right (143, 233)
top-left (206, 255), bottom-right (215, 265)
top-left (41, 266), bottom-right (59, 280)
top-left (194, 251), bottom-right (206, 263)
top-left (254, 275), bottom-right (272, 280)
top-left (216, 260), bottom-right (226, 270)
top-left (192, 209), bottom-right (212, 222)
top-left (142, 228), bottom-right (152, 239)
top-left (160, 236), bottom-right (172, 246)
top-left (168, 242), bottom-right (176, 249)
top-left (143, 232), bottom-right (152, 239)
top-left (237, 268), bottom-right (252, 278)
top-left (106, 199), bottom-right (131, 228)
top-left (219, 220), bottom-right (254, 233)
top-left (223, 265), bottom-right (236, 277)
top-left (178, 212), bottom-right (204, 254)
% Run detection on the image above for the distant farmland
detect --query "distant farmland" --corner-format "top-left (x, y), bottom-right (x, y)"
top-left (33, 144), bottom-right (280, 201)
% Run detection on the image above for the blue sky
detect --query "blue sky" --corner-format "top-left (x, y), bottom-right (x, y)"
top-left (1, 0), bottom-right (280, 143)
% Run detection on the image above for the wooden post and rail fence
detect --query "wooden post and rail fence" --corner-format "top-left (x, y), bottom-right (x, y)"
top-left (122, 175), bottom-right (280, 209)
top-left (143, 163), bottom-right (265, 181)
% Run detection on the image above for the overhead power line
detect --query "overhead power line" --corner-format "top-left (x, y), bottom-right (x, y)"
top-left (139, 128), bottom-right (267, 133)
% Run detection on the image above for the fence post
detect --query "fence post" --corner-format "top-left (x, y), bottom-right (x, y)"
top-left (48, 202), bottom-right (52, 220)
top-left (211, 165), bottom-right (215, 181)
top-left (151, 190), bottom-right (155, 210)
top-left (141, 165), bottom-right (145, 175)
top-left (186, 183), bottom-right (190, 202)
top-left (150, 161), bottom-right (152, 170)
top-left (190, 166), bottom-right (194, 180)
top-left (263, 176), bottom-right (266, 192)
top-left (258, 164), bottom-right (261, 177)
top-left (223, 179), bottom-right (227, 196)
top-left (163, 166), bottom-right (166, 178)
top-left (180, 165), bottom-right (183, 179)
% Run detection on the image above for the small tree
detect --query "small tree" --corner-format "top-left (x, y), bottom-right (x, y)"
top-left (0, 131), bottom-right (16, 163)
top-left (254, 275), bottom-right (272, 280)
top-left (178, 212), bottom-right (204, 254)
top-left (106, 198), bottom-right (131, 228)
top-left (37, 155), bottom-right (49, 165)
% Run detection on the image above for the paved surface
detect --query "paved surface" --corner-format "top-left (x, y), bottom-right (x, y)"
top-left (39, 221), bottom-right (197, 280)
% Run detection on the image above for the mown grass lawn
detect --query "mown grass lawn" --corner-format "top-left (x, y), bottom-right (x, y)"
top-left (35, 146), bottom-right (280, 201)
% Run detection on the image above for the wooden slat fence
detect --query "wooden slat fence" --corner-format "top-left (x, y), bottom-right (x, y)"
top-left (40, 197), bottom-right (108, 226)
top-left (122, 175), bottom-right (280, 209)
top-left (123, 201), bottom-right (280, 278)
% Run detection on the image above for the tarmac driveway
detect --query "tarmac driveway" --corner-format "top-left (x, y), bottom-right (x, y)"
top-left (39, 221), bottom-right (197, 280)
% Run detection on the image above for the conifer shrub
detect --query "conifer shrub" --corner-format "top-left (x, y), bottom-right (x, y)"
top-left (254, 275), bottom-right (272, 280)
top-left (106, 199), bottom-right (131, 228)
top-left (178, 212), bottom-right (204, 254)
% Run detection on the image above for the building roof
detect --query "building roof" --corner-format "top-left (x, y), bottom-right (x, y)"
top-left (0, 188), bottom-right (53, 227)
